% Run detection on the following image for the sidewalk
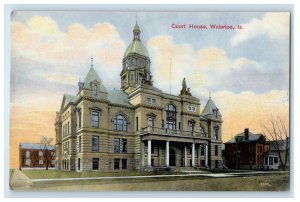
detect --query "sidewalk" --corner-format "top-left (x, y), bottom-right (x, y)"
top-left (9, 169), bottom-right (33, 189)
top-left (31, 170), bottom-right (288, 182)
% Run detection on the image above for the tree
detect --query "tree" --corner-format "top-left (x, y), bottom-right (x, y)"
top-left (40, 136), bottom-right (54, 170)
top-left (262, 116), bottom-right (289, 170)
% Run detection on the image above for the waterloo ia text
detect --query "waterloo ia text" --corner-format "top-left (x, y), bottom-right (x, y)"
top-left (171, 23), bottom-right (242, 30)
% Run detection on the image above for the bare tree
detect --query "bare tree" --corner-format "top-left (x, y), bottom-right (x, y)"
top-left (40, 136), bottom-right (54, 170)
top-left (262, 116), bottom-right (289, 170)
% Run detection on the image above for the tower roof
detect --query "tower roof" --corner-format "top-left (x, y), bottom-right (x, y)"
top-left (201, 97), bottom-right (222, 120)
top-left (124, 23), bottom-right (149, 58)
top-left (83, 67), bottom-right (107, 93)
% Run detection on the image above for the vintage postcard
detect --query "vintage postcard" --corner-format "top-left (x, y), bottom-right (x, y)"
top-left (9, 10), bottom-right (290, 192)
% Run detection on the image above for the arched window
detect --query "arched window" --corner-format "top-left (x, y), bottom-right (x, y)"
top-left (166, 104), bottom-right (176, 130)
top-left (214, 126), bottom-right (219, 140)
top-left (114, 115), bottom-right (127, 131)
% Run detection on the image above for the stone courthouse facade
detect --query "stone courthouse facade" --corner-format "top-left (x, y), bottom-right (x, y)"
top-left (55, 23), bottom-right (223, 172)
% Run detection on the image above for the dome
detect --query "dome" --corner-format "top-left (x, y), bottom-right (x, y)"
top-left (124, 40), bottom-right (149, 58)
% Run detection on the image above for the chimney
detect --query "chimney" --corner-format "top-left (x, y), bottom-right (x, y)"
top-left (245, 128), bottom-right (249, 140)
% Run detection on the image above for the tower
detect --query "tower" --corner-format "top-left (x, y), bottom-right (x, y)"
top-left (120, 22), bottom-right (152, 94)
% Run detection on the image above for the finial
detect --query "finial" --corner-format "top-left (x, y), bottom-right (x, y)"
top-left (91, 56), bottom-right (93, 68)
top-left (135, 13), bottom-right (138, 25)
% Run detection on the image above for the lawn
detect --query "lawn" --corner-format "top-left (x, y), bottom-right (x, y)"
top-left (24, 172), bottom-right (289, 191)
top-left (21, 169), bottom-right (181, 179)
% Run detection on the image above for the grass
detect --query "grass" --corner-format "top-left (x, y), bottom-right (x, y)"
top-left (21, 169), bottom-right (182, 179)
top-left (27, 173), bottom-right (289, 191)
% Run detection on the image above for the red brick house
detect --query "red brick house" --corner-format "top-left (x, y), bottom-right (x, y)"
top-left (224, 128), bottom-right (271, 170)
top-left (19, 143), bottom-right (55, 169)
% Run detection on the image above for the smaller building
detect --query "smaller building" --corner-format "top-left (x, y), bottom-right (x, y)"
top-left (269, 139), bottom-right (289, 169)
top-left (224, 128), bottom-right (272, 170)
top-left (19, 143), bottom-right (55, 169)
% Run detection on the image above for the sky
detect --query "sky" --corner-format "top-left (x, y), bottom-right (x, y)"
top-left (10, 11), bottom-right (290, 168)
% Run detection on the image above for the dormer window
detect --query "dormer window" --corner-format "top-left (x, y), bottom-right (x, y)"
top-left (92, 84), bottom-right (98, 96)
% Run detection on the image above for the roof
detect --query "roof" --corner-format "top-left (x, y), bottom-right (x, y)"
top-left (269, 139), bottom-right (288, 151)
top-left (201, 98), bottom-right (222, 120)
top-left (60, 94), bottom-right (77, 112)
top-left (108, 89), bottom-right (132, 107)
top-left (20, 143), bottom-right (55, 150)
top-left (124, 40), bottom-right (149, 58)
top-left (83, 67), bottom-right (107, 93)
top-left (225, 131), bottom-right (265, 144)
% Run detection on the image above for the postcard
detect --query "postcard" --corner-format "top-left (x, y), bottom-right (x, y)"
top-left (9, 10), bottom-right (290, 192)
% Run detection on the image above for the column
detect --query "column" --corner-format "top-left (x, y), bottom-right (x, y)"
top-left (184, 146), bottom-right (187, 167)
top-left (141, 141), bottom-right (145, 167)
top-left (165, 141), bottom-right (169, 167)
top-left (147, 140), bottom-right (152, 167)
top-left (198, 144), bottom-right (201, 166)
top-left (192, 143), bottom-right (195, 167)
top-left (205, 144), bottom-right (208, 167)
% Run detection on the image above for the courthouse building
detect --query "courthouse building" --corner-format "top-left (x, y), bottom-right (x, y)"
top-left (55, 23), bottom-right (223, 171)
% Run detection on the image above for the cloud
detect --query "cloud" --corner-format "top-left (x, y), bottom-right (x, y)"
top-left (11, 16), bottom-right (125, 86)
top-left (230, 12), bottom-right (290, 46)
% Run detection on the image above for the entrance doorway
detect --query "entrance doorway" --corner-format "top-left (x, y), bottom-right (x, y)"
top-left (169, 149), bottom-right (176, 166)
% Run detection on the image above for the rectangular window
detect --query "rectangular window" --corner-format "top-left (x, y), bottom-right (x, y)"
top-left (147, 98), bottom-right (151, 103)
top-left (274, 157), bottom-right (279, 165)
top-left (178, 122), bottom-right (181, 130)
top-left (122, 159), bottom-right (127, 170)
top-left (151, 98), bottom-right (156, 104)
top-left (189, 121), bottom-right (195, 132)
top-left (26, 151), bottom-right (30, 158)
top-left (78, 136), bottom-right (82, 152)
top-left (122, 139), bottom-right (127, 153)
top-left (148, 117), bottom-right (154, 127)
top-left (201, 160), bottom-right (205, 167)
top-left (161, 120), bottom-right (164, 128)
top-left (114, 138), bottom-right (120, 153)
top-left (68, 121), bottom-right (70, 135)
top-left (25, 159), bottom-right (31, 166)
top-left (215, 160), bottom-right (218, 168)
top-left (92, 135), bottom-right (99, 152)
top-left (78, 109), bottom-right (82, 128)
top-left (39, 151), bottom-right (43, 156)
top-left (114, 158), bottom-right (120, 170)
top-left (215, 145), bottom-right (218, 156)
top-left (187, 106), bottom-right (196, 112)
top-left (200, 145), bottom-right (205, 156)
top-left (78, 158), bottom-right (81, 170)
top-left (39, 160), bottom-right (43, 165)
top-left (136, 117), bottom-right (139, 131)
top-left (214, 127), bottom-right (219, 139)
top-left (269, 157), bottom-right (274, 165)
top-left (91, 111), bottom-right (99, 128)
top-left (264, 156), bottom-right (268, 165)
top-left (92, 158), bottom-right (99, 170)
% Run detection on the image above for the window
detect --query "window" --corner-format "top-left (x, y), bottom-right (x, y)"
top-left (78, 158), bottom-right (81, 170)
top-left (136, 117), bottom-right (139, 131)
top-left (26, 151), bottom-right (30, 158)
top-left (92, 135), bottom-right (99, 152)
top-left (187, 106), bottom-right (196, 112)
top-left (200, 145), bottom-right (205, 156)
top-left (151, 98), bottom-right (156, 104)
top-left (264, 156), bottom-right (268, 165)
top-left (51, 160), bottom-right (55, 167)
top-left (215, 145), bottom-right (218, 156)
top-left (77, 108), bottom-right (82, 128)
top-left (92, 158), bottom-right (99, 170)
top-left (91, 111), bottom-right (99, 128)
top-left (122, 139), bottom-right (127, 153)
top-left (189, 145), bottom-right (192, 155)
top-left (188, 121), bottom-right (195, 132)
top-left (114, 158), bottom-right (120, 170)
top-left (122, 159), bottom-right (127, 170)
top-left (214, 127), bottom-right (219, 140)
top-left (147, 98), bottom-right (151, 103)
top-left (114, 138), bottom-right (120, 153)
top-left (166, 104), bottom-right (176, 130)
top-left (78, 136), bottom-right (82, 152)
top-left (39, 160), bottom-right (43, 165)
top-left (201, 160), bottom-right (205, 167)
top-left (39, 151), bottom-right (43, 156)
top-left (215, 160), bottom-right (218, 168)
top-left (67, 122), bottom-right (70, 135)
top-left (148, 117), bottom-right (154, 127)
top-left (178, 122), bottom-right (181, 130)
top-left (200, 125), bottom-right (205, 134)
top-left (25, 159), bottom-right (30, 166)
top-left (146, 98), bottom-right (156, 104)
top-left (92, 84), bottom-right (98, 96)
top-left (274, 157), bottom-right (279, 165)
top-left (269, 157), bottom-right (274, 165)
top-left (113, 115), bottom-right (127, 131)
